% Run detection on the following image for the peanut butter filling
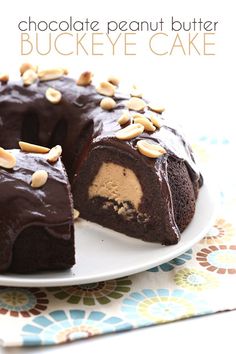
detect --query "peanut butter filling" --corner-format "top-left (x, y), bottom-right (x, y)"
top-left (88, 162), bottom-right (143, 210)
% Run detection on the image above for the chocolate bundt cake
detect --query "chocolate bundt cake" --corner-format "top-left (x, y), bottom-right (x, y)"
top-left (0, 66), bottom-right (203, 272)
top-left (0, 147), bottom-right (74, 273)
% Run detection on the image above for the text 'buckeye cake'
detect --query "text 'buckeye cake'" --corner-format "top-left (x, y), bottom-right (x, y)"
top-left (0, 65), bottom-right (203, 272)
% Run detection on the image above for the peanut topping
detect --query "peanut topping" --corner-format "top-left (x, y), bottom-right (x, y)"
top-left (115, 123), bottom-right (144, 140)
top-left (73, 209), bottom-right (80, 220)
top-left (0, 73), bottom-right (9, 84)
top-left (45, 87), bottom-right (62, 104)
top-left (100, 97), bottom-right (116, 110)
top-left (96, 81), bottom-right (115, 97)
top-left (117, 111), bottom-right (131, 125)
top-left (22, 69), bottom-right (38, 86)
top-left (150, 113), bottom-right (161, 129)
top-left (126, 97), bottom-right (146, 111)
top-left (20, 63), bottom-right (37, 76)
top-left (77, 71), bottom-right (93, 86)
top-left (0, 148), bottom-right (16, 169)
top-left (47, 145), bottom-right (62, 163)
top-left (133, 115), bottom-right (156, 132)
top-left (130, 86), bottom-right (142, 98)
top-left (19, 141), bottom-right (50, 154)
top-left (148, 103), bottom-right (165, 114)
top-left (107, 75), bottom-right (120, 86)
top-left (76, 71), bottom-right (93, 86)
top-left (136, 140), bottom-right (166, 158)
top-left (38, 68), bottom-right (64, 81)
top-left (31, 170), bottom-right (48, 188)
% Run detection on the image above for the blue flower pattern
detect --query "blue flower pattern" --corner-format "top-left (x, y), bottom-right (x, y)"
top-left (148, 249), bottom-right (193, 272)
top-left (121, 288), bottom-right (211, 325)
top-left (21, 310), bottom-right (132, 346)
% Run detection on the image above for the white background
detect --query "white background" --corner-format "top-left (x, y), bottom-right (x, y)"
top-left (1, 0), bottom-right (236, 352)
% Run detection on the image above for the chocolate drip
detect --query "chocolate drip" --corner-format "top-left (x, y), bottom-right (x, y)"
top-left (0, 150), bottom-right (73, 271)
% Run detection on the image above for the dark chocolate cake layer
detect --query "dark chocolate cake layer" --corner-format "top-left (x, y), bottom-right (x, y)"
top-left (0, 149), bottom-right (74, 273)
top-left (73, 136), bottom-right (200, 244)
top-left (0, 74), bottom-right (202, 252)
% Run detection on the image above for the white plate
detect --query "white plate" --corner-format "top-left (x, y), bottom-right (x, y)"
top-left (0, 183), bottom-right (217, 287)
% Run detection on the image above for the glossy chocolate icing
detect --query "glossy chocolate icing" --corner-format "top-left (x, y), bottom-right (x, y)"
top-left (89, 120), bottom-right (202, 243)
top-left (0, 149), bottom-right (73, 271)
top-left (0, 75), bottom-right (202, 252)
top-left (0, 76), bottom-right (201, 178)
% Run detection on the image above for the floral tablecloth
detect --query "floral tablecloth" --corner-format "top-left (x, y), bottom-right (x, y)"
top-left (0, 135), bottom-right (235, 347)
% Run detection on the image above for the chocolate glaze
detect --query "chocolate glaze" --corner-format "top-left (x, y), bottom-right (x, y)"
top-left (0, 78), bottom-right (129, 175)
top-left (0, 76), bottom-right (202, 251)
top-left (0, 149), bottom-right (73, 271)
top-left (0, 77), bottom-right (201, 179)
